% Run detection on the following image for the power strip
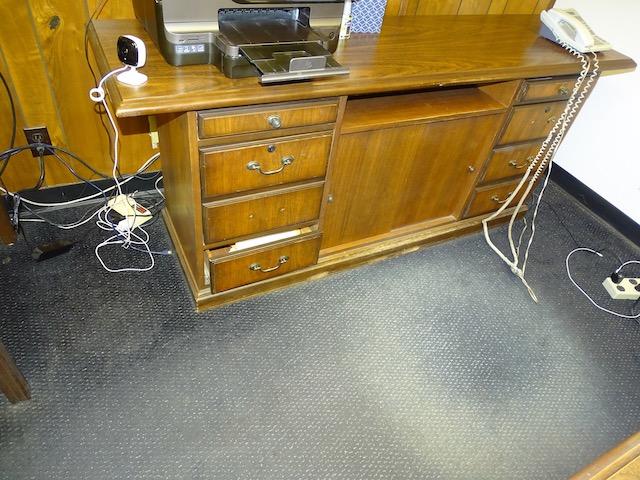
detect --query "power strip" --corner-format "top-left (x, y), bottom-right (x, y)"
top-left (602, 277), bottom-right (640, 300)
top-left (107, 194), bottom-right (152, 230)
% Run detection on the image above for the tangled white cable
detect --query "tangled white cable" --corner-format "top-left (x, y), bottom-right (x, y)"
top-left (89, 67), bottom-right (164, 273)
top-left (566, 248), bottom-right (640, 319)
top-left (482, 42), bottom-right (600, 302)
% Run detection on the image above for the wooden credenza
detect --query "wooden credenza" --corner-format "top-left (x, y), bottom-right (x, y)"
top-left (90, 16), bottom-right (635, 310)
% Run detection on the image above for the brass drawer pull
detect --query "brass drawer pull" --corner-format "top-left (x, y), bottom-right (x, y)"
top-left (558, 85), bottom-right (570, 96)
top-left (250, 255), bottom-right (289, 273)
top-left (247, 156), bottom-right (294, 175)
top-left (492, 193), bottom-right (513, 204)
top-left (547, 116), bottom-right (557, 124)
top-left (509, 155), bottom-right (535, 169)
top-left (267, 114), bottom-right (282, 129)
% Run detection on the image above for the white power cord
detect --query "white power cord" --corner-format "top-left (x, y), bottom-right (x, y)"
top-left (88, 66), bottom-right (164, 273)
top-left (566, 248), bottom-right (640, 319)
top-left (482, 43), bottom-right (599, 302)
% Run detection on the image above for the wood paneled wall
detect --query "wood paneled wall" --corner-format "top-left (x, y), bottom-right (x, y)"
top-left (0, 0), bottom-right (155, 192)
top-left (385, 0), bottom-right (555, 17)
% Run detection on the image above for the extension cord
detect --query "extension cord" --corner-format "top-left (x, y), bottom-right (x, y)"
top-left (602, 277), bottom-right (640, 301)
top-left (107, 194), bottom-right (152, 229)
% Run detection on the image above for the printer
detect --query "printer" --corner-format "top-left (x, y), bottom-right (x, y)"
top-left (133, 0), bottom-right (350, 84)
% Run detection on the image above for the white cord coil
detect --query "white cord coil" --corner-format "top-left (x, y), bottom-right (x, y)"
top-left (566, 248), bottom-right (640, 320)
top-left (482, 43), bottom-right (599, 302)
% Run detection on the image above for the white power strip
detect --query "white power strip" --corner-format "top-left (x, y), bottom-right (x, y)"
top-left (602, 277), bottom-right (640, 301)
top-left (107, 194), bottom-right (152, 230)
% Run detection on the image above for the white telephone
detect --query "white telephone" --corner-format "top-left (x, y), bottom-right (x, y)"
top-left (540, 8), bottom-right (612, 53)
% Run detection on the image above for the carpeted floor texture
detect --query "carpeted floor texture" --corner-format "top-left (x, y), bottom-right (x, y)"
top-left (1, 182), bottom-right (639, 480)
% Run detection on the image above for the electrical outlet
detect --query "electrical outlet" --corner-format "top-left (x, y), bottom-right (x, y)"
top-left (603, 277), bottom-right (640, 300)
top-left (23, 127), bottom-right (52, 157)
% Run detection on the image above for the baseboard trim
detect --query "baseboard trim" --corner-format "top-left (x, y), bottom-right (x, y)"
top-left (551, 165), bottom-right (640, 248)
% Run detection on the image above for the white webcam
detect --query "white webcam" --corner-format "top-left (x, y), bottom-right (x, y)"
top-left (116, 35), bottom-right (148, 86)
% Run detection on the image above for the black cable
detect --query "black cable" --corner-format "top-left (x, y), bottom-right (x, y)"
top-left (0, 71), bottom-right (16, 150)
top-left (84, 0), bottom-right (119, 174)
top-left (34, 151), bottom-right (45, 190)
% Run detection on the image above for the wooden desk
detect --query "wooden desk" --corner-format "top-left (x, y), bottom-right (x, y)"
top-left (90, 16), bottom-right (635, 311)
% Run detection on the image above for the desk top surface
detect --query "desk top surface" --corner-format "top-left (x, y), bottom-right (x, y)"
top-left (90, 15), bottom-right (636, 118)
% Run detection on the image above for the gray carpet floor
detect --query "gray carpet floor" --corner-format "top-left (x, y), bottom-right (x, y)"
top-left (1, 182), bottom-right (639, 480)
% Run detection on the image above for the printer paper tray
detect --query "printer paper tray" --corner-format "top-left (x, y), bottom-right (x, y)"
top-left (240, 42), bottom-right (349, 84)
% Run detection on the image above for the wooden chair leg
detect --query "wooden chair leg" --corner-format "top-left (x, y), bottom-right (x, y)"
top-left (0, 339), bottom-right (30, 403)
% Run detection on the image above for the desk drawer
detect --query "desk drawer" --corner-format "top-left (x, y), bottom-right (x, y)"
top-left (481, 141), bottom-right (543, 184)
top-left (498, 101), bottom-right (566, 145)
top-left (464, 181), bottom-right (520, 218)
top-left (198, 99), bottom-right (339, 139)
top-left (209, 234), bottom-right (321, 293)
top-left (201, 134), bottom-right (332, 199)
top-left (203, 183), bottom-right (324, 244)
top-left (519, 77), bottom-right (578, 103)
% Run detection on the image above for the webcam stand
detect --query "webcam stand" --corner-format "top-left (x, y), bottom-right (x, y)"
top-left (117, 66), bottom-right (148, 86)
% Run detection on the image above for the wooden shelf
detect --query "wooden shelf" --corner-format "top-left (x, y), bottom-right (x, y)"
top-left (341, 88), bottom-right (506, 134)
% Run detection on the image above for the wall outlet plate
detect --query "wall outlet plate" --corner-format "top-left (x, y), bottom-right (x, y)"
top-left (603, 277), bottom-right (640, 300)
top-left (23, 127), bottom-right (52, 157)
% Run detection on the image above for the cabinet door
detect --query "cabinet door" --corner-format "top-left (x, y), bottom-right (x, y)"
top-left (321, 114), bottom-right (503, 250)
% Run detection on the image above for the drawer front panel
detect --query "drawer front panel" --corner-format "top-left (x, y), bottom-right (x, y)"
top-left (210, 235), bottom-right (321, 292)
top-left (198, 100), bottom-right (338, 138)
top-left (520, 77), bottom-right (578, 103)
top-left (499, 101), bottom-right (566, 145)
top-left (465, 181), bottom-right (519, 218)
top-left (481, 141), bottom-right (543, 184)
top-left (203, 184), bottom-right (324, 244)
top-left (201, 134), bottom-right (332, 198)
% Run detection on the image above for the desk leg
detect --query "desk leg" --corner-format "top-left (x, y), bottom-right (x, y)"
top-left (0, 339), bottom-right (30, 403)
top-left (0, 196), bottom-right (16, 245)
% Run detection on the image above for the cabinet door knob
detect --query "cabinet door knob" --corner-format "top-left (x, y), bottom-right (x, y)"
top-left (267, 114), bottom-right (282, 129)
top-left (250, 256), bottom-right (289, 273)
top-left (491, 193), bottom-right (513, 204)
top-left (509, 156), bottom-right (534, 169)
top-left (558, 85), bottom-right (570, 96)
top-left (247, 156), bottom-right (294, 175)
top-left (467, 165), bottom-right (475, 173)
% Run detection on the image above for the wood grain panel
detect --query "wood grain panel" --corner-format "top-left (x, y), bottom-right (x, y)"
top-left (209, 234), bottom-right (321, 292)
top-left (0, 339), bottom-right (30, 404)
top-left (487, 0), bottom-right (508, 14)
top-left (415, 0), bottom-right (463, 15)
top-left (200, 134), bottom-right (331, 199)
top-left (0, 198), bottom-right (16, 244)
top-left (464, 180), bottom-right (520, 218)
top-left (203, 183), bottom-right (324, 244)
top-left (458, 0), bottom-right (492, 15)
top-left (570, 432), bottom-right (640, 480)
top-left (481, 141), bottom-right (543, 184)
top-left (157, 112), bottom-right (206, 292)
top-left (341, 89), bottom-right (505, 134)
top-left (198, 100), bottom-right (338, 138)
top-left (503, 0), bottom-right (540, 14)
top-left (499, 100), bottom-right (567, 144)
top-left (519, 76), bottom-right (578, 103)
top-left (321, 113), bottom-right (503, 249)
top-left (90, 18), bottom-right (634, 118)
top-left (386, 0), bottom-right (553, 16)
top-left (0, 0), bottom-right (154, 191)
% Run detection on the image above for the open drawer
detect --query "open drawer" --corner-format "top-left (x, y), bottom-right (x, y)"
top-left (207, 230), bottom-right (321, 293)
